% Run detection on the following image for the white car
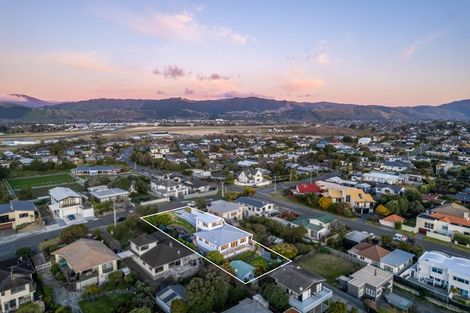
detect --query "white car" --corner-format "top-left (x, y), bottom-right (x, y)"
top-left (393, 233), bottom-right (408, 242)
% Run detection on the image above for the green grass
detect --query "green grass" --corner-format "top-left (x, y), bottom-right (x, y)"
top-left (79, 293), bottom-right (133, 313)
top-left (174, 216), bottom-right (196, 233)
top-left (297, 251), bottom-right (359, 284)
top-left (8, 173), bottom-right (77, 189)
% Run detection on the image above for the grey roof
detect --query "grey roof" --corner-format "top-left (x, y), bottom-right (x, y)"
top-left (0, 258), bottom-right (35, 293)
top-left (344, 230), bottom-right (369, 243)
top-left (236, 197), bottom-right (268, 208)
top-left (139, 233), bottom-right (194, 268)
top-left (380, 249), bottom-right (414, 267)
top-left (222, 298), bottom-right (272, 313)
top-left (271, 264), bottom-right (324, 294)
top-left (0, 201), bottom-right (36, 214)
top-left (194, 224), bottom-right (251, 247)
top-left (130, 233), bottom-right (158, 247)
top-left (49, 187), bottom-right (81, 201)
top-left (89, 188), bottom-right (129, 199)
top-left (156, 284), bottom-right (186, 302)
top-left (208, 200), bottom-right (242, 214)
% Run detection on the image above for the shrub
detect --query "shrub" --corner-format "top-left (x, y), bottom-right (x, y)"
top-left (318, 197), bottom-right (332, 210)
top-left (59, 224), bottom-right (89, 243)
top-left (394, 221), bottom-right (402, 230)
top-left (16, 247), bottom-right (33, 257)
top-left (206, 250), bottom-right (225, 265)
top-left (271, 243), bottom-right (298, 259)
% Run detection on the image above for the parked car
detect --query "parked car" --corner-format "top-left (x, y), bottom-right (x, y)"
top-left (393, 233), bottom-right (408, 242)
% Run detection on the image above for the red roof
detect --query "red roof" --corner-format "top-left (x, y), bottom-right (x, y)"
top-left (296, 183), bottom-right (321, 194)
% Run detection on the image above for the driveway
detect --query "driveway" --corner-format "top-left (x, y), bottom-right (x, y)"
top-left (35, 253), bottom-right (82, 313)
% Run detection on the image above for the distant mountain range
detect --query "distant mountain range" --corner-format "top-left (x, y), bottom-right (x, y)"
top-left (1, 95), bottom-right (469, 122)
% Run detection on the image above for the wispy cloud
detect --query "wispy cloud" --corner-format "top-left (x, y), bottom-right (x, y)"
top-left (196, 73), bottom-right (230, 81)
top-left (153, 65), bottom-right (188, 79)
top-left (280, 77), bottom-right (325, 93)
top-left (93, 6), bottom-right (254, 45)
top-left (286, 40), bottom-right (339, 65)
top-left (42, 51), bottom-right (115, 73)
top-left (400, 29), bottom-right (447, 61)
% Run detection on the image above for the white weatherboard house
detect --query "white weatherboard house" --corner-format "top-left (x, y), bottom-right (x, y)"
top-left (48, 187), bottom-right (94, 218)
top-left (190, 208), bottom-right (253, 258)
top-left (411, 251), bottom-right (470, 299)
top-left (235, 169), bottom-right (270, 187)
top-left (363, 172), bottom-right (402, 185)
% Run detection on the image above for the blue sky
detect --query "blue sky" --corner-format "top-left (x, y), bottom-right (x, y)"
top-left (0, 0), bottom-right (469, 105)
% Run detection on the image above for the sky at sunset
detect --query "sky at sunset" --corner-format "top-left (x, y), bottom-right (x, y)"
top-left (1, 0), bottom-right (469, 106)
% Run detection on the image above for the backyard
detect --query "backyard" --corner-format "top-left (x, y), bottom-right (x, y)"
top-left (297, 249), bottom-right (359, 284)
top-left (79, 293), bottom-right (133, 313)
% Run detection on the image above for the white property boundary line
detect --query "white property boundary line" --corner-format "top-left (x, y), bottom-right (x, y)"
top-left (141, 206), bottom-right (292, 285)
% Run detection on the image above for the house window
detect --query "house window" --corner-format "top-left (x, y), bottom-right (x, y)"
top-left (432, 267), bottom-right (443, 274)
top-left (424, 222), bottom-right (434, 229)
top-left (453, 276), bottom-right (470, 285)
top-left (231, 241), bottom-right (238, 248)
top-left (102, 262), bottom-right (114, 272)
top-left (221, 244), bottom-right (229, 250)
top-left (365, 288), bottom-right (375, 297)
top-left (240, 238), bottom-right (246, 243)
top-left (19, 213), bottom-right (29, 219)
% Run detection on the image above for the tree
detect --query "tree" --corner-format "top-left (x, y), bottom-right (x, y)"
top-left (17, 187), bottom-right (33, 200)
top-left (0, 167), bottom-right (10, 179)
top-left (59, 224), bottom-right (89, 243)
top-left (170, 299), bottom-right (187, 313)
top-left (16, 247), bottom-right (32, 257)
top-left (394, 221), bottom-right (402, 230)
top-left (185, 273), bottom-right (229, 313)
top-left (375, 204), bottom-right (391, 217)
top-left (206, 250), bottom-right (225, 265)
top-left (261, 283), bottom-right (289, 312)
top-left (241, 187), bottom-right (256, 197)
top-left (329, 301), bottom-right (348, 313)
top-left (135, 178), bottom-right (149, 194)
top-left (271, 243), bottom-right (298, 259)
top-left (319, 197), bottom-right (332, 210)
top-left (83, 284), bottom-right (101, 296)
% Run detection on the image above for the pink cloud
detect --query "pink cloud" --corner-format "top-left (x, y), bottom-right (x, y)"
top-left (196, 73), bottom-right (230, 81)
top-left (400, 28), bottom-right (447, 61)
top-left (153, 65), bottom-right (187, 79)
top-left (94, 7), bottom-right (253, 45)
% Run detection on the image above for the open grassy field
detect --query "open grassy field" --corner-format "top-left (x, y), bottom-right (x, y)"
top-left (7, 173), bottom-right (76, 189)
top-left (297, 251), bottom-right (359, 284)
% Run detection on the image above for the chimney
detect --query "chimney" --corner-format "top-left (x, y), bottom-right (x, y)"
top-left (169, 241), bottom-right (173, 248)
top-left (177, 250), bottom-right (180, 255)
top-left (374, 268), bottom-right (377, 276)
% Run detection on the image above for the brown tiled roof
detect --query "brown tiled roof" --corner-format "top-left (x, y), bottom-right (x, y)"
top-left (351, 243), bottom-right (390, 262)
top-left (383, 214), bottom-right (405, 223)
top-left (53, 239), bottom-right (118, 272)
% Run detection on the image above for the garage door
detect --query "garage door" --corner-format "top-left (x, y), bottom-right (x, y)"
top-left (0, 223), bottom-right (13, 230)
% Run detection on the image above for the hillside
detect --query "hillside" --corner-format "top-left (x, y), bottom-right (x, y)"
top-left (0, 96), bottom-right (469, 122)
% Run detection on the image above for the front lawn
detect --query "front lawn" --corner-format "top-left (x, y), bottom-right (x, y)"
top-left (297, 251), bottom-right (359, 284)
top-left (79, 293), bottom-right (133, 313)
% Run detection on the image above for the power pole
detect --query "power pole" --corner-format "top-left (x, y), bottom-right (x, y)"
top-left (274, 176), bottom-right (277, 192)
top-left (221, 181), bottom-right (225, 198)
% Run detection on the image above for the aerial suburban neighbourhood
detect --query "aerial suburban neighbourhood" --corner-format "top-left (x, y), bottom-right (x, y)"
top-left (1, 1), bottom-right (470, 313)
